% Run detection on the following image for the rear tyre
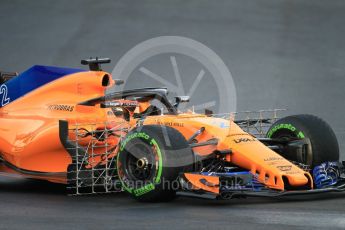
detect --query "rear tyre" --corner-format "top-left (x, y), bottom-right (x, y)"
top-left (117, 125), bottom-right (194, 202)
top-left (267, 114), bottom-right (339, 167)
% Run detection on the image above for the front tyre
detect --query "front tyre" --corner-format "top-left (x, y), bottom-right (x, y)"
top-left (267, 114), bottom-right (339, 167)
top-left (117, 125), bottom-right (194, 202)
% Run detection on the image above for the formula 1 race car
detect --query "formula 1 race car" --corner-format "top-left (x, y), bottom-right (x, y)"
top-left (0, 58), bottom-right (344, 202)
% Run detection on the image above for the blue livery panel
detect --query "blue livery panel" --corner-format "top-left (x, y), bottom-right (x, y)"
top-left (0, 65), bottom-right (85, 108)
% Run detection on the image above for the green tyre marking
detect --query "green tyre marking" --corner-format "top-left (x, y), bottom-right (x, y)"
top-left (267, 123), bottom-right (305, 138)
top-left (150, 139), bottom-right (163, 184)
top-left (117, 131), bottom-right (163, 197)
top-left (297, 131), bottom-right (305, 138)
top-left (120, 132), bottom-right (150, 151)
top-left (133, 183), bottom-right (155, 197)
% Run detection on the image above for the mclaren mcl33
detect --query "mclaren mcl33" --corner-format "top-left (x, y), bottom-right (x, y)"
top-left (0, 58), bottom-right (344, 201)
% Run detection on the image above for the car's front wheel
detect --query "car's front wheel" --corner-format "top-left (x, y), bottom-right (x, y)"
top-left (117, 125), bottom-right (194, 202)
top-left (267, 114), bottom-right (339, 168)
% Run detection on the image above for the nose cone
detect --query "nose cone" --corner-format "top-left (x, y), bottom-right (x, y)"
top-left (284, 172), bottom-right (312, 188)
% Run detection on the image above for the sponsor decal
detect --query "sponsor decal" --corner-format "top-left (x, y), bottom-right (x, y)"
top-left (219, 122), bottom-right (230, 128)
top-left (133, 183), bottom-right (155, 196)
top-left (156, 121), bottom-right (184, 127)
top-left (118, 131), bottom-right (163, 197)
top-left (267, 123), bottom-right (305, 138)
top-left (106, 100), bottom-right (138, 108)
top-left (267, 161), bottom-right (280, 166)
top-left (47, 104), bottom-right (74, 112)
top-left (264, 157), bottom-right (284, 162)
top-left (210, 120), bottom-right (230, 128)
top-left (233, 137), bottom-right (257, 144)
top-left (277, 165), bottom-right (292, 171)
top-left (285, 171), bottom-right (299, 175)
top-left (120, 132), bottom-right (150, 151)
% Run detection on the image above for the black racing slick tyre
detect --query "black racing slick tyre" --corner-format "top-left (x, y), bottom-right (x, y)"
top-left (117, 125), bottom-right (194, 202)
top-left (267, 114), bottom-right (339, 168)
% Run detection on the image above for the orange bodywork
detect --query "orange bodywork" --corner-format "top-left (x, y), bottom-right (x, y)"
top-left (143, 115), bottom-right (312, 191)
top-left (184, 173), bottom-right (220, 194)
top-left (0, 70), bottom-right (120, 183)
top-left (0, 67), bottom-right (312, 191)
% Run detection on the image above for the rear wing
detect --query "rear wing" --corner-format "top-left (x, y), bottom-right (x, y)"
top-left (0, 71), bottom-right (18, 84)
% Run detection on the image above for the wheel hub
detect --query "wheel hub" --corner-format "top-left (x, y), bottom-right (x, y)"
top-left (137, 157), bottom-right (148, 169)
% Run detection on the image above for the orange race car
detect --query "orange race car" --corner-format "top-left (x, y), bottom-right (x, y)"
top-left (0, 58), bottom-right (344, 202)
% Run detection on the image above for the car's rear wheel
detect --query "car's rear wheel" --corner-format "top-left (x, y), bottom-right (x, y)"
top-left (267, 114), bottom-right (339, 168)
top-left (117, 125), bottom-right (194, 202)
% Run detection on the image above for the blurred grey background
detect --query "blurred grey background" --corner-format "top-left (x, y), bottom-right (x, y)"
top-left (1, 0), bottom-right (344, 157)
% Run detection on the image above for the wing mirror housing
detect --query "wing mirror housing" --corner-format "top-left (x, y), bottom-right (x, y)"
top-left (174, 96), bottom-right (190, 109)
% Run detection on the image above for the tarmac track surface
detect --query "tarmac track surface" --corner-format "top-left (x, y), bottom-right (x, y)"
top-left (1, 177), bottom-right (345, 230)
